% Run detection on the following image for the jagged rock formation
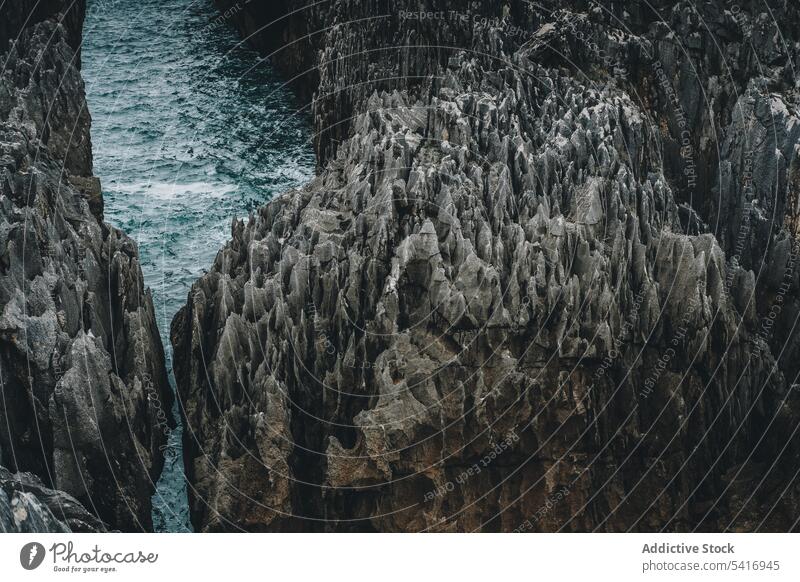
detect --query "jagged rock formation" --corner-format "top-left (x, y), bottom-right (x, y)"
top-left (173, 0), bottom-right (800, 531)
top-left (0, 465), bottom-right (107, 532)
top-left (0, 0), bottom-right (85, 57)
top-left (0, 0), bottom-right (173, 531)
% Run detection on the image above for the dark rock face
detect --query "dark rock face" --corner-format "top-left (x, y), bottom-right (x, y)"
top-left (0, 0), bottom-right (85, 64)
top-left (0, 2), bottom-right (173, 531)
top-left (0, 465), bottom-right (108, 533)
top-left (174, 1), bottom-right (800, 531)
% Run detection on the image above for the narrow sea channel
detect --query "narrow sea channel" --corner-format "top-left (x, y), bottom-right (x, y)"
top-left (82, 0), bottom-right (315, 532)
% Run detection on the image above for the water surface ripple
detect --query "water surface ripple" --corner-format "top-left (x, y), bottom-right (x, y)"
top-left (83, 0), bottom-right (315, 532)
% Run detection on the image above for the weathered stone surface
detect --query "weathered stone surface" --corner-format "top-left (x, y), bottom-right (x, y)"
top-left (0, 1), bottom-right (173, 531)
top-left (0, 465), bottom-right (107, 533)
top-left (0, 0), bottom-right (85, 56)
top-left (175, 1), bottom-right (800, 531)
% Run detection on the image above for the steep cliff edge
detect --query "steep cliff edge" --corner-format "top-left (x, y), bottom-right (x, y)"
top-left (0, 0), bottom-right (173, 531)
top-left (173, 0), bottom-right (800, 531)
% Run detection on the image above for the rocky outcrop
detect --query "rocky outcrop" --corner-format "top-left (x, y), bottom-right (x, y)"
top-left (0, 0), bottom-right (85, 56)
top-left (0, 1), bottom-right (173, 531)
top-left (0, 465), bottom-right (107, 532)
top-left (175, 1), bottom-right (800, 531)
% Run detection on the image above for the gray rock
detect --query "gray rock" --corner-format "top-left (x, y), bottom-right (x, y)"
top-left (0, 465), bottom-right (107, 533)
top-left (0, 2), bottom-right (172, 531)
top-left (172, 0), bottom-right (800, 532)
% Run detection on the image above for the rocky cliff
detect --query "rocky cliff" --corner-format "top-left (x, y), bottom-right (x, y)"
top-left (0, 0), bottom-right (173, 531)
top-left (173, 0), bottom-right (800, 531)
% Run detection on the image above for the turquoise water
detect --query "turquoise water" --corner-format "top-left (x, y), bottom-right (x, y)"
top-left (82, 0), bottom-right (315, 532)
